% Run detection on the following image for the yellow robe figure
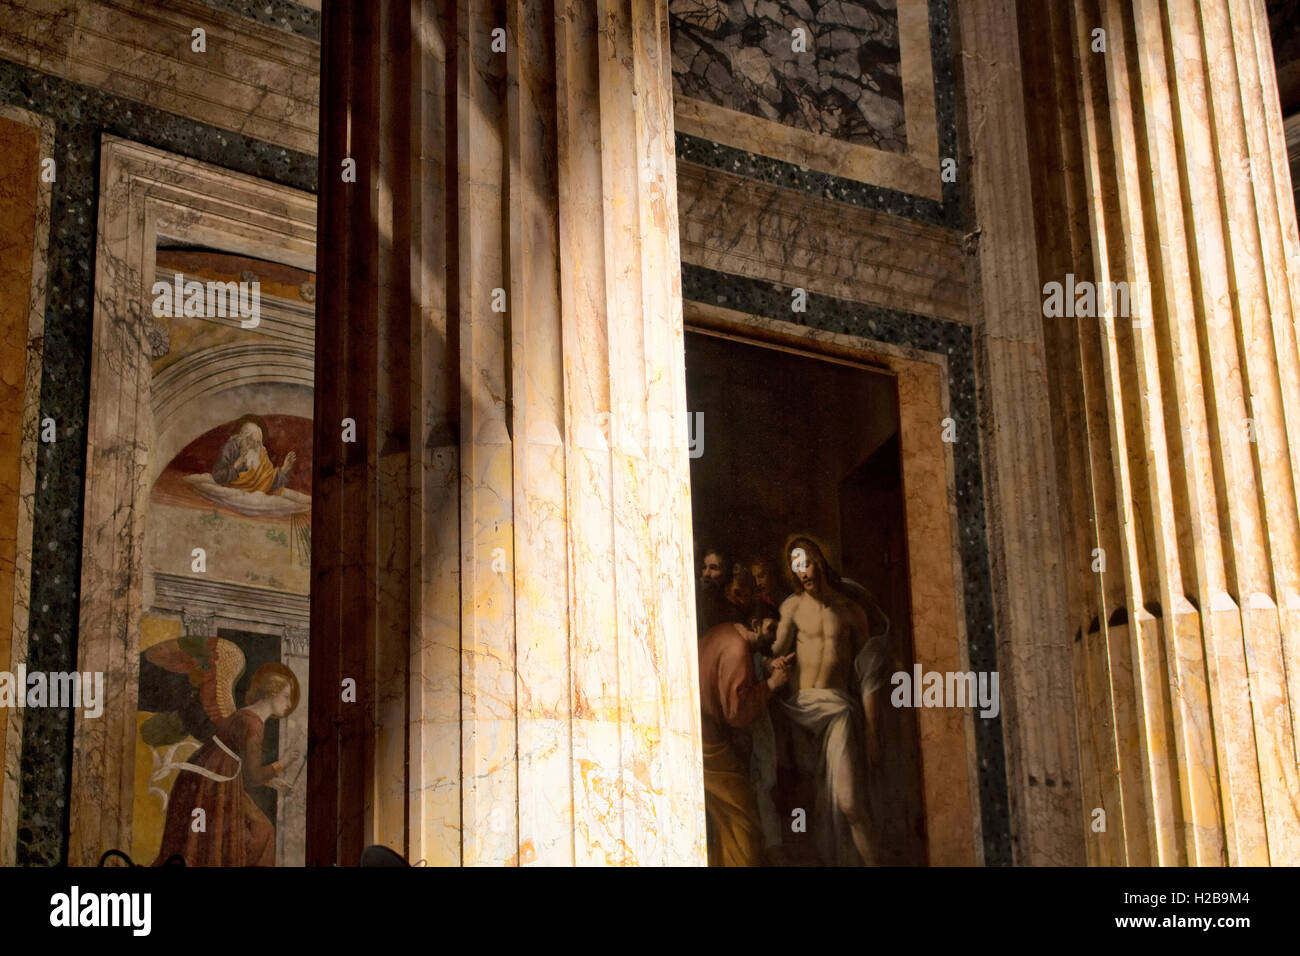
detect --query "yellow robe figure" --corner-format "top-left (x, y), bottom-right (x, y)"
top-left (227, 447), bottom-right (281, 494)
top-left (698, 622), bottom-right (770, 866)
top-left (702, 738), bottom-right (764, 867)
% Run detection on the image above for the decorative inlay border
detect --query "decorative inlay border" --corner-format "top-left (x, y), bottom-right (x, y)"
top-left (673, 0), bottom-right (941, 199)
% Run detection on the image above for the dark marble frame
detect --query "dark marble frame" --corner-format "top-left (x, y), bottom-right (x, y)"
top-left (683, 261), bottom-right (1011, 867)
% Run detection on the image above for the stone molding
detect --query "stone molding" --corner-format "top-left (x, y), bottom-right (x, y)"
top-left (0, 0), bottom-right (320, 154)
top-left (152, 571), bottom-right (309, 638)
top-left (677, 160), bottom-right (969, 324)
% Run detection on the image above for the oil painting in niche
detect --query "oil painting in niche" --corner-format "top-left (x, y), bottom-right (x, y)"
top-left (686, 329), bottom-right (926, 866)
top-left (131, 249), bottom-right (313, 867)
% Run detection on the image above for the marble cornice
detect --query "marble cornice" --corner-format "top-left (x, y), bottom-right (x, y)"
top-left (676, 160), bottom-right (971, 325)
top-left (0, 0), bottom-right (319, 154)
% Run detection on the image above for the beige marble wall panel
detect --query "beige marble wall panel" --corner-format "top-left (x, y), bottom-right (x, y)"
top-left (893, 357), bottom-right (979, 866)
top-left (637, 0), bottom-right (706, 866)
top-left (1203, 599), bottom-right (1266, 864)
top-left (598, 0), bottom-right (660, 866)
top-left (457, 0), bottom-right (518, 867)
top-left (0, 0), bottom-right (319, 155)
top-left (1035, 0), bottom-right (1193, 866)
top-left (1017, 0), bottom-right (1121, 867)
top-left (1127, 0), bottom-right (1227, 869)
top-left (554, 0), bottom-right (626, 866)
top-left (1070, 633), bottom-right (1103, 865)
top-left (566, 0), bottom-right (704, 865)
top-left (1071, 1), bottom-right (1159, 866)
top-left (1247, 0), bottom-right (1300, 799)
top-left (955, 0), bottom-right (1083, 866)
top-left (404, 0), bottom-right (463, 870)
top-left (1203, 0), bottom-right (1300, 864)
top-left (364, 5), bottom-right (412, 857)
top-left (1067, 237), bottom-right (1129, 863)
top-left (1083, 621), bottom-right (1122, 865)
top-left (1097, 0), bottom-right (1196, 866)
top-left (0, 106), bottom-right (52, 867)
top-left (596, 0), bottom-right (700, 866)
top-left (507, 0), bottom-right (573, 868)
top-left (409, 426), bottom-right (463, 867)
top-left (1166, 599), bottom-right (1220, 864)
top-left (1166, 0), bottom-right (1272, 866)
top-left (676, 162), bottom-right (969, 325)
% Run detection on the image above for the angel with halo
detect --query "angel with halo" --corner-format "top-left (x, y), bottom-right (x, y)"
top-left (138, 634), bottom-right (303, 866)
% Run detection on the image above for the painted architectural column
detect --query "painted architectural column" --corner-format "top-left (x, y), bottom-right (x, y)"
top-left (309, 0), bottom-right (703, 866)
top-left (1015, 0), bottom-right (1300, 865)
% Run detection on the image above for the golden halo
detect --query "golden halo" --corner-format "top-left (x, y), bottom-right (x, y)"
top-left (781, 531), bottom-right (838, 591)
top-left (248, 661), bottom-right (300, 716)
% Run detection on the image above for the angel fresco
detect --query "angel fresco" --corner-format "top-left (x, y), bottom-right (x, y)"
top-left (138, 635), bottom-right (303, 866)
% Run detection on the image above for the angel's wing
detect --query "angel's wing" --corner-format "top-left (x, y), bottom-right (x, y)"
top-left (140, 635), bottom-right (246, 732)
top-left (199, 638), bottom-right (246, 722)
top-left (142, 637), bottom-right (204, 675)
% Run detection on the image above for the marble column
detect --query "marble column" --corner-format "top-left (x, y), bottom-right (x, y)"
top-left (1015, 0), bottom-right (1300, 865)
top-left (309, 0), bottom-right (703, 865)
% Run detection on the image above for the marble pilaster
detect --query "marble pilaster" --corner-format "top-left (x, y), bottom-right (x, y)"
top-left (1014, 0), bottom-right (1300, 865)
top-left (310, 0), bottom-right (704, 866)
top-left (955, 0), bottom-right (1084, 866)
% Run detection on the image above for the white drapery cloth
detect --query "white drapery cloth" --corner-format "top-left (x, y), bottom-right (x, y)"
top-left (780, 687), bottom-right (873, 865)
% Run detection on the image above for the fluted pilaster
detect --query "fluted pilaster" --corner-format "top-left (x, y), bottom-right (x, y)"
top-left (957, 0), bottom-right (1085, 866)
top-left (309, 0), bottom-right (703, 866)
top-left (1018, 0), bottom-right (1300, 866)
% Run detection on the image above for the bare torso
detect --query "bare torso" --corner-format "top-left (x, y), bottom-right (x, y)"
top-left (773, 590), bottom-right (869, 691)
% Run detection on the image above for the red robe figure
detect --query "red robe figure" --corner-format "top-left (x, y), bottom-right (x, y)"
top-left (153, 662), bottom-right (301, 866)
top-left (697, 606), bottom-right (792, 866)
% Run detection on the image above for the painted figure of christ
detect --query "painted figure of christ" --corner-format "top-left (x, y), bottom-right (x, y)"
top-left (771, 535), bottom-right (882, 865)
